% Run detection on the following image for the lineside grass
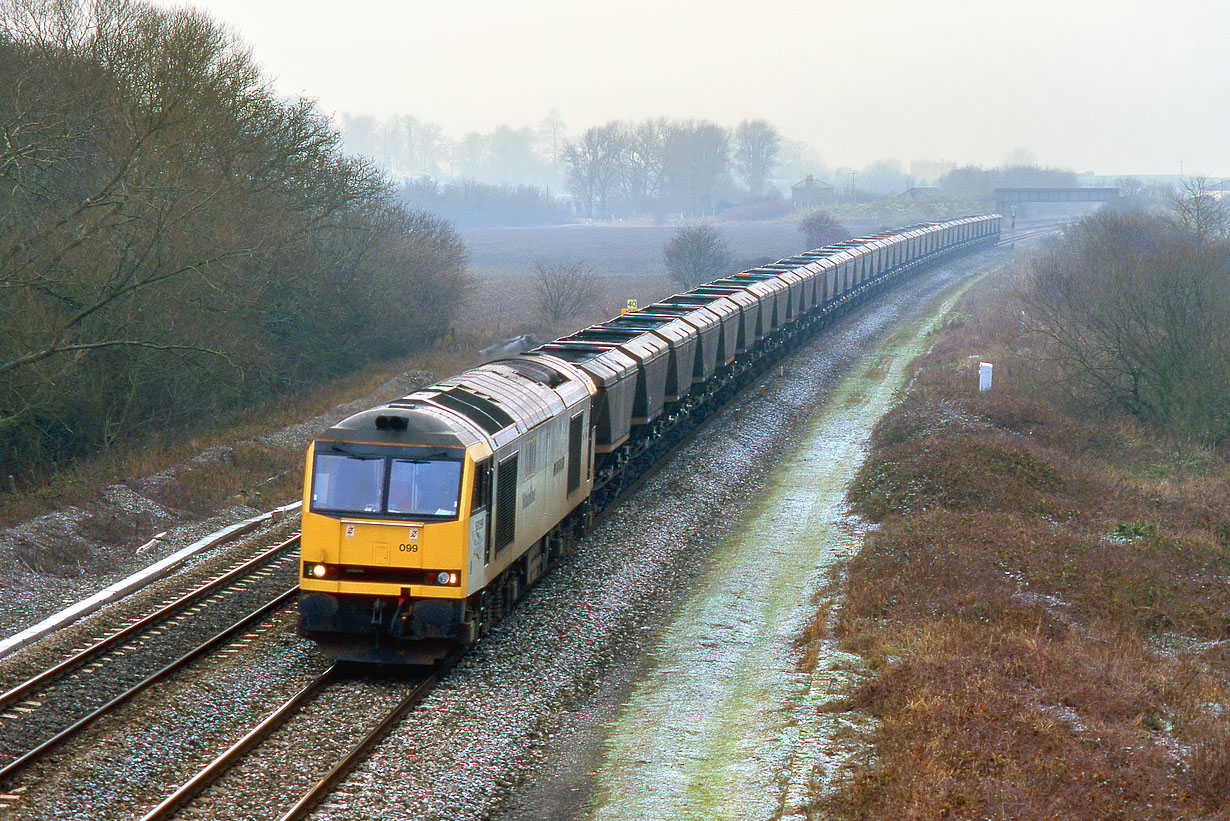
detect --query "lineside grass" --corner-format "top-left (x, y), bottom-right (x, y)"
top-left (804, 263), bottom-right (1230, 818)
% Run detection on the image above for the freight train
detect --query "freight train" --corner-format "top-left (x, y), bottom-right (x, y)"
top-left (298, 215), bottom-right (1001, 663)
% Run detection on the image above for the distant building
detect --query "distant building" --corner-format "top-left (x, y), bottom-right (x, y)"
top-left (898, 186), bottom-right (944, 201)
top-left (791, 175), bottom-right (834, 206)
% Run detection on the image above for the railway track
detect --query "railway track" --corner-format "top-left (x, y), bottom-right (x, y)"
top-left (0, 534), bottom-right (301, 784)
top-left (141, 654), bottom-right (461, 821)
top-left (1001, 220), bottom-right (1064, 245)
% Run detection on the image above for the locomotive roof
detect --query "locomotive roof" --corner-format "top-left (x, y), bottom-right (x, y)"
top-left (321, 354), bottom-right (594, 452)
top-left (320, 404), bottom-right (485, 450)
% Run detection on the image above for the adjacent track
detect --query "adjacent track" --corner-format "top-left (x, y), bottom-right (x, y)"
top-left (0, 535), bottom-right (301, 783)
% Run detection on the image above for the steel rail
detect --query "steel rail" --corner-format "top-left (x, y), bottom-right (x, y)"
top-left (139, 666), bottom-right (341, 821)
top-left (278, 652), bottom-right (465, 821)
top-left (0, 586), bottom-right (299, 783)
top-left (0, 534), bottom-right (301, 714)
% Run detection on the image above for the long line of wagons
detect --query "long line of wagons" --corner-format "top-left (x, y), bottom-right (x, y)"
top-left (298, 214), bottom-right (1002, 663)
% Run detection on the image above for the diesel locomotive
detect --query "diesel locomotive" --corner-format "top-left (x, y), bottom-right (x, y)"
top-left (298, 215), bottom-right (1001, 663)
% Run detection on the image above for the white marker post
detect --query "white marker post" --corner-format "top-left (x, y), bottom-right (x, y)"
top-left (979, 362), bottom-right (993, 392)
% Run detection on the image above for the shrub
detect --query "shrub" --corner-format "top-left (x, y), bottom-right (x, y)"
top-left (849, 436), bottom-right (1067, 522)
top-left (662, 224), bottom-right (732, 288)
top-left (797, 210), bottom-right (851, 249)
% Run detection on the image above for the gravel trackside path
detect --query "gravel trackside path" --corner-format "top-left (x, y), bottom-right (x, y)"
top-left (586, 263), bottom-right (1004, 821)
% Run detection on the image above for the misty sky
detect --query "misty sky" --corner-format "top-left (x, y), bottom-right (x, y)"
top-left (155, 0), bottom-right (1229, 177)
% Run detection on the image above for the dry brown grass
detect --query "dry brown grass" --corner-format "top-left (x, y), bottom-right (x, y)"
top-left (805, 258), bottom-right (1230, 819)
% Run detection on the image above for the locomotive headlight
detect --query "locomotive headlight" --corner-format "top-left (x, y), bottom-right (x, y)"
top-left (436, 571), bottom-right (451, 585)
top-left (311, 563), bottom-right (328, 578)
top-left (449, 573), bottom-right (458, 585)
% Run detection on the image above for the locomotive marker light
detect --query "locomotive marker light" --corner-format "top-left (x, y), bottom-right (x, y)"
top-left (311, 563), bottom-right (328, 578)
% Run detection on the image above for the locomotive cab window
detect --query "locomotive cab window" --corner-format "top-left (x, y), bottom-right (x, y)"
top-left (388, 458), bottom-right (462, 517)
top-left (310, 445), bottom-right (463, 520)
top-left (311, 453), bottom-right (386, 514)
top-left (471, 459), bottom-right (492, 512)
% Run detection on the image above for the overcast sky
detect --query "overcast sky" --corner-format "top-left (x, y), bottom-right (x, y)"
top-left (154, 0), bottom-right (1229, 177)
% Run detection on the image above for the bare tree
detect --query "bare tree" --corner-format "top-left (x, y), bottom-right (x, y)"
top-left (798, 211), bottom-right (851, 249)
top-left (732, 119), bottom-right (780, 196)
top-left (533, 257), bottom-right (598, 324)
top-left (1022, 211), bottom-right (1230, 443)
top-left (537, 108), bottom-right (566, 166)
top-left (1169, 175), bottom-right (1229, 245)
top-left (662, 120), bottom-right (729, 215)
top-left (1115, 176), bottom-right (1145, 199)
top-left (452, 131), bottom-right (489, 178)
top-left (562, 122), bottom-right (626, 218)
top-left (662, 224), bottom-right (732, 289)
top-left (617, 117), bottom-right (669, 213)
top-left (0, 0), bottom-right (473, 471)
top-left (857, 159), bottom-right (910, 194)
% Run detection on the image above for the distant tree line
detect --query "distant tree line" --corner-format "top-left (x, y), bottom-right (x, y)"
top-left (338, 111), bottom-right (824, 210)
top-left (343, 114), bottom-right (563, 188)
top-left (0, 0), bottom-right (470, 476)
top-left (561, 118), bottom-right (784, 219)
top-left (340, 107), bottom-right (1134, 227)
top-left (397, 177), bottom-right (569, 228)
